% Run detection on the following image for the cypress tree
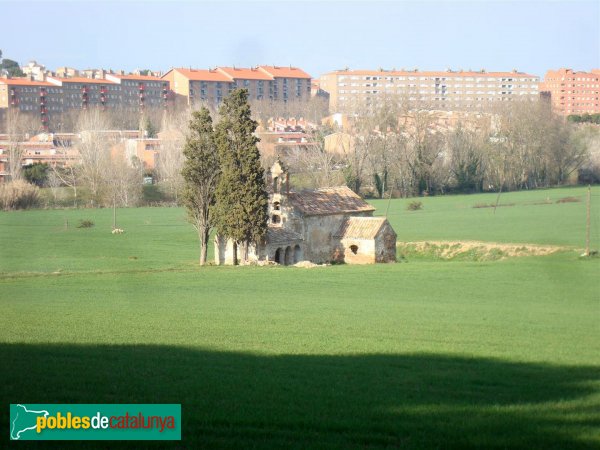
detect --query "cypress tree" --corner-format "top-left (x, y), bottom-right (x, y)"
top-left (181, 107), bottom-right (220, 265)
top-left (213, 89), bottom-right (268, 263)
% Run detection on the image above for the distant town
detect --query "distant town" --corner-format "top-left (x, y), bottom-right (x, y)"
top-left (0, 53), bottom-right (598, 201)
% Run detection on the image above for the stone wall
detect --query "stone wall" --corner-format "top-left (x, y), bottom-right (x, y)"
top-left (375, 223), bottom-right (397, 263)
top-left (338, 238), bottom-right (377, 264)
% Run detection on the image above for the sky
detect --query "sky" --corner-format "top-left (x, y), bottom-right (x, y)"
top-left (1, 0), bottom-right (599, 78)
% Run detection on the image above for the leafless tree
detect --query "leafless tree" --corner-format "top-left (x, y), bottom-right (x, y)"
top-left (156, 108), bottom-right (192, 202)
top-left (446, 126), bottom-right (487, 193)
top-left (287, 127), bottom-right (340, 189)
top-left (4, 110), bottom-right (40, 180)
top-left (105, 153), bottom-right (143, 208)
top-left (74, 108), bottom-right (115, 205)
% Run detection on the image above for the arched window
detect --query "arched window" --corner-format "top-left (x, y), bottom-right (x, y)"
top-left (350, 245), bottom-right (359, 255)
top-left (271, 214), bottom-right (281, 224)
top-left (273, 201), bottom-right (280, 211)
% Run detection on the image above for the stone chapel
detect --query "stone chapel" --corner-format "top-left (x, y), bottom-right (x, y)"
top-left (215, 160), bottom-right (397, 265)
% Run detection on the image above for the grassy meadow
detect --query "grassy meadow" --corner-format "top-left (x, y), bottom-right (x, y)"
top-left (0, 186), bottom-right (599, 449)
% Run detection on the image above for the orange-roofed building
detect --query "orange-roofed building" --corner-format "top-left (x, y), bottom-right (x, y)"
top-left (539, 68), bottom-right (600, 116)
top-left (46, 76), bottom-right (119, 112)
top-left (105, 74), bottom-right (171, 110)
top-left (0, 78), bottom-right (59, 131)
top-left (319, 68), bottom-right (540, 113)
top-left (162, 65), bottom-right (312, 107)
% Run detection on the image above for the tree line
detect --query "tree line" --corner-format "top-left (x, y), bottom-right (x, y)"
top-left (2, 88), bottom-right (598, 222)
top-left (285, 99), bottom-right (597, 197)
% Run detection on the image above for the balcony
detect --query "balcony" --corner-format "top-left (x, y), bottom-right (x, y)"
top-left (81, 87), bottom-right (88, 93)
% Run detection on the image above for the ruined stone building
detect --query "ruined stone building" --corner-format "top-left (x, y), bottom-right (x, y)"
top-left (215, 160), bottom-right (397, 265)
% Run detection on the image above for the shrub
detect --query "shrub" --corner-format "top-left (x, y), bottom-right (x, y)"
top-left (76, 219), bottom-right (95, 228)
top-left (473, 203), bottom-right (515, 209)
top-left (556, 196), bottom-right (580, 204)
top-left (407, 201), bottom-right (423, 211)
top-left (0, 180), bottom-right (40, 210)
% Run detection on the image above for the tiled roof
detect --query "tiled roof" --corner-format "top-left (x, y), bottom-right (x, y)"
top-left (266, 227), bottom-right (303, 245)
top-left (287, 186), bottom-right (375, 216)
top-left (324, 69), bottom-right (538, 78)
top-left (48, 77), bottom-right (115, 84)
top-left (218, 67), bottom-right (273, 81)
top-left (259, 66), bottom-right (312, 79)
top-left (170, 68), bottom-right (232, 82)
top-left (0, 79), bottom-right (54, 86)
top-left (106, 74), bottom-right (165, 82)
top-left (334, 217), bottom-right (393, 239)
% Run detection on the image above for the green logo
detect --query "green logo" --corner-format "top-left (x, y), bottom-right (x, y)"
top-left (9, 404), bottom-right (181, 440)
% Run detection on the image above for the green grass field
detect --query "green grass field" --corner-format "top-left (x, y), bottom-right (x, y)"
top-left (1, 186), bottom-right (599, 449)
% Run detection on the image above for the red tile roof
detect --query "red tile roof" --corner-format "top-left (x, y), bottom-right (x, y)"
top-left (169, 68), bottom-right (232, 82)
top-left (218, 67), bottom-right (272, 81)
top-left (259, 66), bottom-right (312, 79)
top-left (0, 78), bottom-right (54, 86)
top-left (48, 76), bottom-right (115, 85)
top-left (325, 69), bottom-right (538, 78)
top-left (287, 186), bottom-right (375, 216)
top-left (107, 74), bottom-right (164, 82)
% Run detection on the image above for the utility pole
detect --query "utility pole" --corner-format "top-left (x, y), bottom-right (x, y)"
top-left (585, 185), bottom-right (591, 257)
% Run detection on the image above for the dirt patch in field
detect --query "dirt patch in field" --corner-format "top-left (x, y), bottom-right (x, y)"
top-left (397, 240), bottom-right (566, 261)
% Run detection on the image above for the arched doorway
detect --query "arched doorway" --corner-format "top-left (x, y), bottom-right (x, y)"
top-left (284, 246), bottom-right (292, 265)
top-left (293, 244), bottom-right (302, 263)
top-left (274, 248), bottom-right (283, 264)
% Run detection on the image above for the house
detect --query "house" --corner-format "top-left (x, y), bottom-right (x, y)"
top-left (215, 160), bottom-right (397, 265)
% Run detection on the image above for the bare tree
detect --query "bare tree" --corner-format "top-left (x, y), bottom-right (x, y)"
top-left (75, 108), bottom-right (114, 204)
top-left (447, 126), bottom-right (487, 193)
top-left (157, 108), bottom-right (191, 202)
top-left (105, 153), bottom-right (143, 208)
top-left (287, 127), bottom-right (340, 189)
top-left (4, 110), bottom-right (40, 180)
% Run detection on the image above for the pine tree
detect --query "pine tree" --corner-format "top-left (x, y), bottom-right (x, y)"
top-left (181, 108), bottom-right (220, 265)
top-left (213, 89), bottom-right (268, 264)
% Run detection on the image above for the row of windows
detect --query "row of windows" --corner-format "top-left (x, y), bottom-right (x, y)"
top-left (339, 96), bottom-right (525, 102)
top-left (339, 75), bottom-right (537, 83)
top-left (339, 81), bottom-right (538, 88)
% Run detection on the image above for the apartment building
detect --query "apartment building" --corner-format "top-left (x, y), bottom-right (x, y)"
top-left (46, 76), bottom-right (114, 111)
top-left (0, 79), bottom-right (59, 131)
top-left (105, 74), bottom-right (169, 110)
top-left (319, 69), bottom-right (540, 113)
top-left (0, 74), bottom-right (170, 131)
top-left (162, 65), bottom-right (312, 107)
top-left (539, 68), bottom-right (600, 115)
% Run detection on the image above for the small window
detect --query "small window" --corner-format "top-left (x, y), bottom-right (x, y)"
top-left (350, 245), bottom-right (358, 255)
top-left (273, 201), bottom-right (280, 211)
top-left (271, 215), bottom-right (281, 224)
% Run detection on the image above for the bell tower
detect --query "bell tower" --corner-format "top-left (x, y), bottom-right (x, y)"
top-left (267, 158), bottom-right (289, 226)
